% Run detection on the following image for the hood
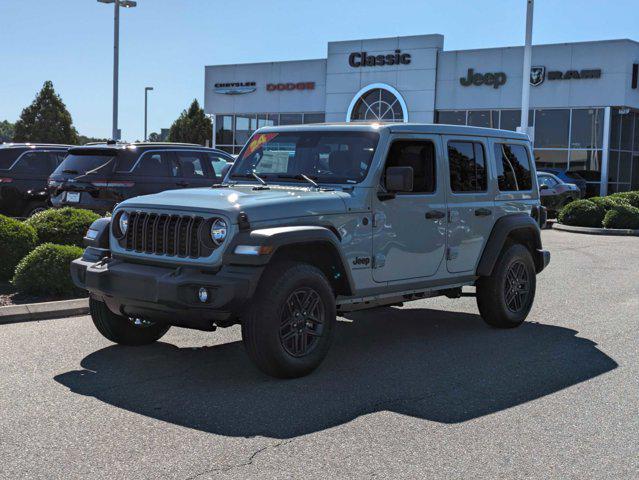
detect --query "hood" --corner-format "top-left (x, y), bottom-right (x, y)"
top-left (118, 184), bottom-right (351, 223)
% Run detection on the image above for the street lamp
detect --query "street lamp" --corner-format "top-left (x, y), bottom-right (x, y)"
top-left (144, 87), bottom-right (153, 141)
top-left (98, 0), bottom-right (137, 141)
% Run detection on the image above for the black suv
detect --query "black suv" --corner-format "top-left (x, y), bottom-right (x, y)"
top-left (0, 143), bottom-right (71, 217)
top-left (49, 142), bottom-right (234, 214)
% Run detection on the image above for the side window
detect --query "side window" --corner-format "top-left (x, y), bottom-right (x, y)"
top-left (115, 152), bottom-right (138, 173)
top-left (448, 141), bottom-right (487, 192)
top-left (384, 140), bottom-right (436, 193)
top-left (538, 175), bottom-right (558, 188)
top-left (174, 152), bottom-right (206, 178)
top-left (12, 151), bottom-right (57, 174)
top-left (494, 143), bottom-right (533, 191)
top-left (205, 153), bottom-right (228, 178)
top-left (134, 152), bottom-right (170, 177)
top-left (53, 151), bottom-right (68, 165)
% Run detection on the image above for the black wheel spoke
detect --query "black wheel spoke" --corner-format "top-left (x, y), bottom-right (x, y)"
top-left (279, 287), bottom-right (326, 357)
top-left (504, 260), bottom-right (530, 313)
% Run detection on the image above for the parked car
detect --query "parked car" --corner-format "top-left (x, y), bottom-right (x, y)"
top-left (48, 142), bottom-right (234, 214)
top-left (0, 143), bottom-right (71, 217)
top-left (537, 171), bottom-right (582, 216)
top-left (537, 167), bottom-right (587, 197)
top-left (72, 124), bottom-right (550, 378)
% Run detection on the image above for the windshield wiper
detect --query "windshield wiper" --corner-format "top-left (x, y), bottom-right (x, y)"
top-left (276, 174), bottom-right (320, 188)
top-left (230, 172), bottom-right (269, 188)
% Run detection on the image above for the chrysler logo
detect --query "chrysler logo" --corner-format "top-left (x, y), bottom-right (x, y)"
top-left (530, 66), bottom-right (545, 86)
top-left (213, 82), bottom-right (256, 95)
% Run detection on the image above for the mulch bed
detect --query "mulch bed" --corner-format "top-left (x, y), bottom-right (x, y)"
top-left (0, 281), bottom-right (86, 307)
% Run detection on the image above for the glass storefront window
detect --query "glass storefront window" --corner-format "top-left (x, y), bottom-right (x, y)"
top-left (569, 150), bottom-right (602, 173)
top-left (620, 113), bottom-right (634, 151)
top-left (570, 109), bottom-right (603, 149)
top-left (303, 113), bottom-right (325, 124)
top-left (257, 114), bottom-right (276, 129)
top-left (499, 110), bottom-right (533, 131)
top-left (467, 110), bottom-right (499, 128)
top-left (280, 114), bottom-right (303, 126)
top-left (533, 150), bottom-right (568, 169)
top-left (534, 109), bottom-right (569, 148)
top-left (618, 151), bottom-right (632, 183)
top-left (215, 115), bottom-right (233, 146)
top-left (437, 111), bottom-right (466, 125)
top-left (631, 154), bottom-right (639, 190)
top-left (235, 115), bottom-right (257, 145)
top-left (608, 151), bottom-right (619, 183)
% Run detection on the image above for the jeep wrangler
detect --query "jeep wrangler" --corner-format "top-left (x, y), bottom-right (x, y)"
top-left (71, 124), bottom-right (550, 378)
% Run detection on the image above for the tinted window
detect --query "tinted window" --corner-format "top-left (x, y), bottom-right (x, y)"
top-left (448, 141), bottom-right (487, 192)
top-left (385, 140), bottom-right (436, 193)
top-left (538, 175), bottom-right (558, 188)
top-left (12, 151), bottom-right (58, 174)
top-left (534, 109), bottom-right (569, 148)
top-left (0, 149), bottom-right (22, 169)
top-left (206, 153), bottom-right (228, 177)
top-left (174, 152), bottom-right (205, 178)
top-left (54, 153), bottom-right (115, 176)
top-left (114, 151), bottom-right (139, 172)
top-left (303, 113), bottom-right (325, 124)
top-left (437, 111), bottom-right (466, 125)
top-left (494, 144), bottom-right (533, 191)
top-left (134, 152), bottom-right (170, 176)
top-left (570, 108), bottom-right (603, 149)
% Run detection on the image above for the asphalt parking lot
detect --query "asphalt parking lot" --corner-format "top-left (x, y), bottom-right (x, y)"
top-left (1, 229), bottom-right (637, 479)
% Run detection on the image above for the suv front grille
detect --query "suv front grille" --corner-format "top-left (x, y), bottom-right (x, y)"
top-left (124, 212), bottom-right (207, 258)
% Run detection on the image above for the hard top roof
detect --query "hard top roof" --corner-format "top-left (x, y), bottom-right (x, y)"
top-left (255, 122), bottom-right (530, 141)
top-left (0, 142), bottom-right (73, 149)
top-left (68, 142), bottom-right (224, 154)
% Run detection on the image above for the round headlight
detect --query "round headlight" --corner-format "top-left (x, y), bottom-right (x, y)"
top-left (210, 218), bottom-right (228, 245)
top-left (118, 211), bottom-right (129, 236)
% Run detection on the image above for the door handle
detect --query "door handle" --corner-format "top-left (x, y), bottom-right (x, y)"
top-left (474, 208), bottom-right (492, 217)
top-left (425, 210), bottom-right (446, 220)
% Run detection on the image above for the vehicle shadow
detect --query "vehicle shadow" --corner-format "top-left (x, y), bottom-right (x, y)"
top-left (54, 308), bottom-right (617, 439)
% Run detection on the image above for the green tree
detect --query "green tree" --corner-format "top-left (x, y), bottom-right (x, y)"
top-left (0, 120), bottom-right (15, 143)
top-left (77, 134), bottom-right (109, 145)
top-left (13, 81), bottom-right (79, 144)
top-left (147, 132), bottom-right (161, 142)
top-left (167, 99), bottom-right (212, 145)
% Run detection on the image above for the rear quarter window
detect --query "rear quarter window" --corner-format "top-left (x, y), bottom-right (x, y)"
top-left (494, 143), bottom-right (533, 191)
top-left (0, 149), bottom-right (23, 170)
top-left (12, 151), bottom-right (58, 175)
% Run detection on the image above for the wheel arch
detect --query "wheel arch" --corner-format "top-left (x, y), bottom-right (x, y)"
top-left (225, 225), bottom-right (355, 296)
top-left (476, 214), bottom-right (546, 276)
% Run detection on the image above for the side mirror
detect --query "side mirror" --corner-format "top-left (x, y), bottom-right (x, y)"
top-left (539, 184), bottom-right (549, 191)
top-left (385, 166), bottom-right (414, 193)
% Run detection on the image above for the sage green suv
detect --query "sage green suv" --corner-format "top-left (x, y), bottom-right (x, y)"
top-left (72, 123), bottom-right (550, 378)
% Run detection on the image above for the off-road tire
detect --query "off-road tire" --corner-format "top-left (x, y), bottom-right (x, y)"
top-left (476, 243), bottom-right (536, 328)
top-left (90, 298), bottom-right (170, 345)
top-left (241, 261), bottom-right (336, 378)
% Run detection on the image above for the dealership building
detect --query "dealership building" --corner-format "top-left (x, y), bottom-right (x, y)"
top-left (204, 34), bottom-right (639, 196)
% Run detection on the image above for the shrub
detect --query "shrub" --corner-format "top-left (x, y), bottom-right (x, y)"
top-left (0, 215), bottom-right (38, 280)
top-left (609, 191), bottom-right (639, 208)
top-left (602, 204), bottom-right (639, 230)
top-left (589, 196), bottom-right (629, 211)
top-left (25, 207), bottom-right (100, 247)
top-left (558, 199), bottom-right (605, 228)
top-left (12, 243), bottom-right (84, 296)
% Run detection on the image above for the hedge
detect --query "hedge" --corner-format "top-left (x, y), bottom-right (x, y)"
top-left (609, 191), bottom-right (639, 208)
top-left (12, 243), bottom-right (84, 296)
top-left (589, 195), bottom-right (629, 211)
top-left (602, 204), bottom-right (639, 230)
top-left (0, 215), bottom-right (38, 280)
top-left (24, 207), bottom-right (100, 247)
top-left (557, 199), bottom-right (605, 228)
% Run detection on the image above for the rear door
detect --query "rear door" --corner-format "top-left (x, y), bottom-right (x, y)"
top-left (127, 150), bottom-right (175, 196)
top-left (444, 136), bottom-right (495, 274)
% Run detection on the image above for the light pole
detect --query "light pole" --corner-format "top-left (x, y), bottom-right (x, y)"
top-left (98, 0), bottom-right (137, 141)
top-left (144, 87), bottom-right (153, 141)
top-left (518, 0), bottom-right (534, 137)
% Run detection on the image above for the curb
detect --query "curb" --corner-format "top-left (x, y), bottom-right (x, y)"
top-left (553, 223), bottom-right (639, 236)
top-left (0, 298), bottom-right (89, 325)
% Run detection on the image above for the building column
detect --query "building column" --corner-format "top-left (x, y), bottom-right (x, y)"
top-left (600, 106), bottom-right (611, 197)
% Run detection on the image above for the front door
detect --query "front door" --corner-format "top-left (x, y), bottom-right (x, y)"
top-left (372, 135), bottom-right (447, 283)
top-left (444, 136), bottom-right (495, 274)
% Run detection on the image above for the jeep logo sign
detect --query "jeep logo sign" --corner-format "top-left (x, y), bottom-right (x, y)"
top-left (459, 68), bottom-right (507, 89)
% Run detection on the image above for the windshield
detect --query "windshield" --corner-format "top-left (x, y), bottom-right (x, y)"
top-left (230, 131), bottom-right (380, 184)
top-left (53, 153), bottom-right (115, 176)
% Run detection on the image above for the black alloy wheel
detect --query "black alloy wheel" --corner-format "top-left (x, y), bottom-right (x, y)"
top-left (279, 287), bottom-right (325, 357)
top-left (504, 260), bottom-right (530, 313)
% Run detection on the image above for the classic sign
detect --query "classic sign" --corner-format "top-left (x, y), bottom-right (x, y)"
top-left (459, 68), bottom-right (507, 89)
top-left (348, 50), bottom-right (411, 68)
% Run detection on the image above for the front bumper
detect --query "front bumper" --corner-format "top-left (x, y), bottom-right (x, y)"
top-left (536, 248), bottom-right (551, 273)
top-left (71, 253), bottom-right (263, 329)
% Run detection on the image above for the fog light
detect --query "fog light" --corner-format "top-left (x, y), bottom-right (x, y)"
top-left (198, 287), bottom-right (209, 303)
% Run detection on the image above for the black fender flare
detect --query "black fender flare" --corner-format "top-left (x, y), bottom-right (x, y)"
top-left (224, 225), bottom-right (355, 293)
top-left (476, 213), bottom-right (546, 276)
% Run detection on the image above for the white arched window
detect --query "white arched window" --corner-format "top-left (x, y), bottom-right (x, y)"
top-left (346, 84), bottom-right (408, 123)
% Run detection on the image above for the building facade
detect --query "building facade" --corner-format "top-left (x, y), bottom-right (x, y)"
top-left (204, 34), bottom-right (639, 196)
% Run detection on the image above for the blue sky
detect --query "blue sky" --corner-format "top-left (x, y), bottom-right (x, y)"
top-left (1, 0), bottom-right (638, 141)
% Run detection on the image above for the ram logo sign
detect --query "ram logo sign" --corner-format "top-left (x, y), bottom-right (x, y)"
top-left (530, 66), bottom-right (545, 86)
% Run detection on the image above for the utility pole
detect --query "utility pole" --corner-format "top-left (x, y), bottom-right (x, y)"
top-left (144, 87), bottom-right (153, 141)
top-left (519, 0), bottom-right (534, 137)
